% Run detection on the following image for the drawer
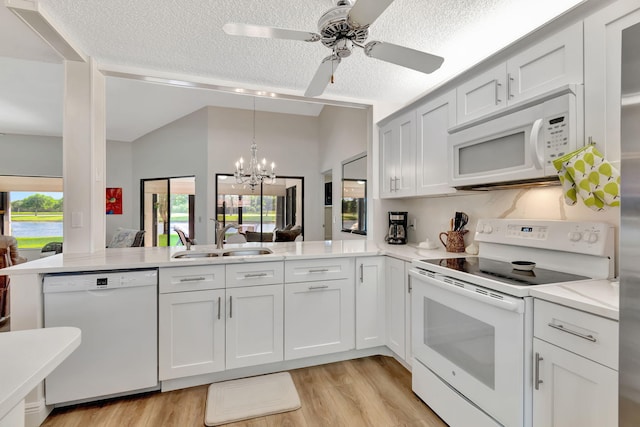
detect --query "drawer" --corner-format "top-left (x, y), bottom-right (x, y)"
top-left (534, 299), bottom-right (618, 369)
top-left (226, 262), bottom-right (284, 288)
top-left (159, 265), bottom-right (225, 293)
top-left (285, 258), bottom-right (355, 283)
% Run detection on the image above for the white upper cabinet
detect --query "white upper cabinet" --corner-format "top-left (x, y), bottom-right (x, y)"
top-left (416, 90), bottom-right (457, 196)
top-left (379, 110), bottom-right (417, 198)
top-left (456, 22), bottom-right (583, 125)
top-left (584, 0), bottom-right (640, 167)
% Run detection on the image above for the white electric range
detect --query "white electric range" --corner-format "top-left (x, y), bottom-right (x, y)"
top-left (409, 219), bottom-right (614, 427)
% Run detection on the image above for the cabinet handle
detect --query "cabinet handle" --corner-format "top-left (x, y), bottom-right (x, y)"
top-left (217, 296), bottom-right (221, 320)
top-left (308, 285), bottom-right (329, 290)
top-left (390, 177), bottom-right (395, 192)
top-left (507, 73), bottom-right (514, 99)
top-left (244, 272), bottom-right (268, 278)
top-left (408, 276), bottom-right (412, 294)
top-left (394, 177), bottom-right (400, 191)
top-left (547, 322), bottom-right (597, 342)
top-left (360, 264), bottom-right (364, 283)
top-left (308, 268), bottom-right (329, 273)
top-left (534, 352), bottom-right (543, 390)
top-left (495, 80), bottom-right (502, 104)
top-left (229, 296), bottom-right (233, 318)
top-left (179, 276), bottom-right (206, 282)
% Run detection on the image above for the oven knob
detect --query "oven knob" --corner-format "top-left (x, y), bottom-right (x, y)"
top-left (568, 232), bottom-right (582, 242)
top-left (584, 232), bottom-right (598, 243)
top-left (483, 224), bottom-right (493, 234)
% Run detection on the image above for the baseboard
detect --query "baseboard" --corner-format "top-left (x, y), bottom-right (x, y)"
top-left (161, 346), bottom-right (394, 392)
top-left (24, 399), bottom-right (51, 427)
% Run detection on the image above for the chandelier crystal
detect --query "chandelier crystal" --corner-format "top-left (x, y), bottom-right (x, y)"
top-left (234, 97), bottom-right (276, 190)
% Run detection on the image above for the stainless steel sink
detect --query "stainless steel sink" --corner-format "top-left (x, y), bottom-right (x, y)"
top-left (221, 248), bottom-right (273, 257)
top-left (172, 251), bottom-right (219, 258)
top-left (172, 248), bottom-right (273, 258)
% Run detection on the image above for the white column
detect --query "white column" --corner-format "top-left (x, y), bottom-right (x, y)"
top-left (63, 59), bottom-right (106, 253)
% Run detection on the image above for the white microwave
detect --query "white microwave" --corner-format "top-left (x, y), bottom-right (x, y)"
top-left (448, 86), bottom-right (583, 189)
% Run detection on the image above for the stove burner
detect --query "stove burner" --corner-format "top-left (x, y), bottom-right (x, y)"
top-left (420, 257), bottom-right (589, 286)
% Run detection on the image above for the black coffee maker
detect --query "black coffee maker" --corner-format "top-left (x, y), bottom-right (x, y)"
top-left (387, 211), bottom-right (408, 245)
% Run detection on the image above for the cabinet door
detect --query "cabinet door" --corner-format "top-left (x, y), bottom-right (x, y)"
top-left (585, 1), bottom-right (640, 168)
top-left (507, 22), bottom-right (583, 105)
top-left (355, 256), bottom-right (385, 349)
top-left (456, 63), bottom-right (507, 124)
top-left (394, 111), bottom-right (417, 197)
top-left (533, 338), bottom-right (618, 427)
top-left (379, 121), bottom-right (397, 197)
top-left (226, 284), bottom-right (284, 369)
top-left (159, 289), bottom-right (225, 380)
top-left (416, 90), bottom-right (457, 196)
top-left (385, 257), bottom-right (406, 359)
top-left (379, 111), bottom-right (416, 198)
top-left (284, 278), bottom-right (355, 360)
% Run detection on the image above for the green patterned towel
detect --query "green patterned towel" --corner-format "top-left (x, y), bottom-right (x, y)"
top-left (552, 145), bottom-right (620, 211)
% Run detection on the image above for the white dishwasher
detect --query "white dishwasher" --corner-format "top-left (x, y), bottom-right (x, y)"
top-left (44, 269), bottom-right (158, 405)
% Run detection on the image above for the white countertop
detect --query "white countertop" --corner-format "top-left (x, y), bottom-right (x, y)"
top-left (529, 279), bottom-right (620, 321)
top-left (0, 240), bottom-right (617, 318)
top-left (0, 240), bottom-right (448, 275)
top-left (0, 327), bottom-right (81, 420)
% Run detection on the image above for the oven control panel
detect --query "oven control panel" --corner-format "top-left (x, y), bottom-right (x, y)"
top-left (475, 219), bottom-right (614, 256)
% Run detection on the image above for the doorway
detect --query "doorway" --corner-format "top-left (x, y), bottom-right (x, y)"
top-left (141, 176), bottom-right (195, 247)
top-left (323, 170), bottom-right (332, 240)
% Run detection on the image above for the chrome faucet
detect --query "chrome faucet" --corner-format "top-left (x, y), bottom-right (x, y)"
top-left (215, 221), bottom-right (238, 249)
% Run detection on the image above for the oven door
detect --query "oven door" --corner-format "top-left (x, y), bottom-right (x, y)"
top-left (410, 269), bottom-right (527, 427)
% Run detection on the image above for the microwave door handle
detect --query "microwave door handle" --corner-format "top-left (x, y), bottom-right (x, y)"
top-left (530, 118), bottom-right (544, 170)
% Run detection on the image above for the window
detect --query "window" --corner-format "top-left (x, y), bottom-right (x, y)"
top-left (0, 176), bottom-right (64, 249)
top-left (216, 174), bottom-right (304, 240)
top-left (341, 154), bottom-right (367, 235)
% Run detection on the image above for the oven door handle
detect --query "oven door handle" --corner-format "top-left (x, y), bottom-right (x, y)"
top-left (409, 270), bottom-right (524, 313)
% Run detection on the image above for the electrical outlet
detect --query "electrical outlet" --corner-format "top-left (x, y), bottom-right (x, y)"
top-left (410, 218), bottom-right (417, 230)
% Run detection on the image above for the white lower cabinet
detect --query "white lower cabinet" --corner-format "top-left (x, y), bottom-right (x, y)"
top-left (532, 299), bottom-right (618, 427)
top-left (226, 284), bottom-right (284, 369)
top-left (532, 338), bottom-right (617, 427)
top-left (159, 289), bottom-right (225, 380)
top-left (385, 257), bottom-right (407, 360)
top-left (355, 256), bottom-right (386, 349)
top-left (284, 278), bottom-right (355, 360)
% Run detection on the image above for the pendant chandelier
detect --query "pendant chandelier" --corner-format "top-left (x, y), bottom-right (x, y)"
top-left (234, 97), bottom-right (276, 190)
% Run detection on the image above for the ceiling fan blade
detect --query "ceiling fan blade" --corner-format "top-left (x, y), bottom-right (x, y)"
top-left (364, 41), bottom-right (444, 74)
top-left (347, 0), bottom-right (395, 28)
top-left (304, 56), bottom-right (341, 97)
top-left (223, 23), bottom-right (321, 42)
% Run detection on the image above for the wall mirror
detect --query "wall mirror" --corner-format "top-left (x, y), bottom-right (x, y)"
top-left (341, 153), bottom-right (367, 235)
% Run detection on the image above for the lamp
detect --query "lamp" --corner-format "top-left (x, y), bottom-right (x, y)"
top-left (234, 97), bottom-right (276, 190)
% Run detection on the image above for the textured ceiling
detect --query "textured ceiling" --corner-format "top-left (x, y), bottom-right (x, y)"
top-left (0, 0), bottom-right (586, 140)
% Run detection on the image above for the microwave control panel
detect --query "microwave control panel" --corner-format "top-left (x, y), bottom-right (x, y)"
top-left (545, 113), bottom-right (570, 166)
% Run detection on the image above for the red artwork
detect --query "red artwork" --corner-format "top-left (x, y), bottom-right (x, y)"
top-left (106, 188), bottom-right (123, 215)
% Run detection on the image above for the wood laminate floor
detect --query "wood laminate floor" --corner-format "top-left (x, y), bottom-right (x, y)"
top-left (42, 356), bottom-right (447, 427)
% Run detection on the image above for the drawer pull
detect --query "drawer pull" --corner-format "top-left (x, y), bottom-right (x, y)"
top-left (308, 268), bottom-right (329, 273)
top-left (308, 285), bottom-right (329, 290)
top-left (217, 296), bottom-right (221, 320)
top-left (179, 276), bottom-right (206, 282)
top-left (548, 322), bottom-right (597, 342)
top-left (244, 272), bottom-right (268, 278)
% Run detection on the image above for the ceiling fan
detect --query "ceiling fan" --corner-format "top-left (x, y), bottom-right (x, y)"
top-left (223, 0), bottom-right (444, 97)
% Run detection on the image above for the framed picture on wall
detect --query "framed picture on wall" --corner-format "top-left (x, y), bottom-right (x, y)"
top-left (106, 187), bottom-right (123, 215)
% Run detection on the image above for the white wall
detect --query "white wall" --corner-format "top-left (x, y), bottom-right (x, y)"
top-left (105, 140), bottom-right (133, 240)
top-left (0, 134), bottom-right (62, 176)
top-left (131, 108), bottom-right (209, 242)
top-left (318, 105), bottom-right (369, 240)
top-left (207, 106), bottom-right (322, 242)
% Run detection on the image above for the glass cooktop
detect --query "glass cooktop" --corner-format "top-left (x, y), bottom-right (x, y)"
top-left (420, 257), bottom-right (590, 286)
